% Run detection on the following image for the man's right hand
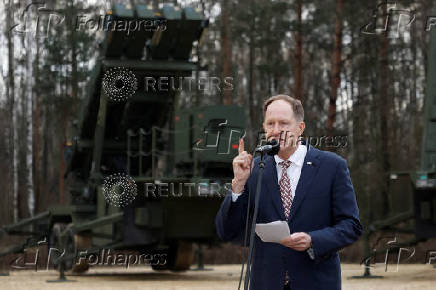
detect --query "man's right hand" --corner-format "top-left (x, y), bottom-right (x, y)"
top-left (232, 138), bottom-right (253, 193)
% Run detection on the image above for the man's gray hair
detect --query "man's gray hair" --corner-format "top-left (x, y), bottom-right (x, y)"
top-left (263, 94), bottom-right (304, 122)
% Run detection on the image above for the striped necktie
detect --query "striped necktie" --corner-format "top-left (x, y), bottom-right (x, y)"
top-left (279, 160), bottom-right (292, 286)
top-left (279, 160), bottom-right (292, 220)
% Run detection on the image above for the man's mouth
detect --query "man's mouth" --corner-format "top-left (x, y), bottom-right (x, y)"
top-left (267, 137), bottom-right (286, 146)
top-left (268, 136), bottom-right (281, 141)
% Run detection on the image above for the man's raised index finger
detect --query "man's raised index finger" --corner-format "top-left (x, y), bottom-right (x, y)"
top-left (238, 138), bottom-right (244, 154)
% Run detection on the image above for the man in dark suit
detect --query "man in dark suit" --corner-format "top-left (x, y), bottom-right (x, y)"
top-left (215, 95), bottom-right (363, 290)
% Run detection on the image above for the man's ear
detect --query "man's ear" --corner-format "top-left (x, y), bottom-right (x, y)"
top-left (299, 121), bottom-right (306, 136)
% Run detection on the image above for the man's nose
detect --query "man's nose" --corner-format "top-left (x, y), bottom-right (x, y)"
top-left (271, 123), bottom-right (281, 134)
top-left (268, 124), bottom-right (281, 140)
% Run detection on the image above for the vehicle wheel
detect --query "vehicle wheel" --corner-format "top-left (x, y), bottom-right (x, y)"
top-left (151, 241), bottom-right (193, 272)
top-left (72, 232), bottom-right (92, 273)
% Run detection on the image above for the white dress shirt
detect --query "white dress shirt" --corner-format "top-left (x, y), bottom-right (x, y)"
top-left (232, 144), bottom-right (308, 202)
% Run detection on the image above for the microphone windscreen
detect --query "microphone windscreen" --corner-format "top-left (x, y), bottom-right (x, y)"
top-left (267, 139), bottom-right (280, 156)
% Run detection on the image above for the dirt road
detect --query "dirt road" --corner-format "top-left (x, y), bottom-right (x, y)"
top-left (0, 264), bottom-right (435, 289)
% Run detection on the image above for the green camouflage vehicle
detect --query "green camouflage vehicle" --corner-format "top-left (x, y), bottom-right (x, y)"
top-left (0, 2), bottom-right (245, 274)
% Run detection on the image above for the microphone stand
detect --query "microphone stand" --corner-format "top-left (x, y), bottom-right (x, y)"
top-left (244, 151), bottom-right (267, 290)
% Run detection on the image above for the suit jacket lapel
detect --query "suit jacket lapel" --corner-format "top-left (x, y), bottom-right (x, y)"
top-left (288, 145), bottom-right (320, 222)
top-left (264, 155), bottom-right (286, 220)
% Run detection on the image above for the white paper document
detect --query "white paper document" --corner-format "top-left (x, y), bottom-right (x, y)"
top-left (255, 220), bottom-right (290, 243)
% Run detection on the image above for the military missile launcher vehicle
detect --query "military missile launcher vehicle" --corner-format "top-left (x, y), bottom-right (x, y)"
top-left (0, 2), bottom-right (245, 274)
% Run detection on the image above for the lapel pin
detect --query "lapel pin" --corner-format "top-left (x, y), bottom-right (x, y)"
top-left (306, 161), bottom-right (312, 165)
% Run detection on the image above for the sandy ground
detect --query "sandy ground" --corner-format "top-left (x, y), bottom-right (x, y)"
top-left (0, 264), bottom-right (435, 289)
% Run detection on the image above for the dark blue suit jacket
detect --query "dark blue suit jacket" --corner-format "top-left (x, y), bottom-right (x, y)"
top-left (215, 145), bottom-right (362, 290)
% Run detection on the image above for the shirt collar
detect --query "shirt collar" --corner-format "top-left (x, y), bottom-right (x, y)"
top-left (274, 144), bottom-right (307, 167)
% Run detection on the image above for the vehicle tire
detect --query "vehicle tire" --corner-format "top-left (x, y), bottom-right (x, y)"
top-left (72, 232), bottom-right (92, 273)
top-left (151, 241), bottom-right (193, 272)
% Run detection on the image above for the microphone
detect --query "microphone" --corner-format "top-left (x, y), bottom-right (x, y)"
top-left (255, 139), bottom-right (280, 155)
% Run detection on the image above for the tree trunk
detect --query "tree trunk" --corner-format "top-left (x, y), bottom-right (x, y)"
top-left (327, 0), bottom-right (343, 136)
top-left (26, 6), bottom-right (35, 217)
top-left (378, 5), bottom-right (391, 217)
top-left (221, 0), bottom-right (232, 105)
top-left (293, 0), bottom-right (303, 102)
top-left (409, 18), bottom-right (417, 168)
top-left (69, 0), bottom-right (79, 104)
top-left (59, 126), bottom-right (66, 205)
top-left (19, 42), bottom-right (28, 219)
top-left (7, 0), bottom-right (17, 222)
top-left (248, 8), bottom-right (256, 146)
top-left (33, 5), bottom-right (42, 214)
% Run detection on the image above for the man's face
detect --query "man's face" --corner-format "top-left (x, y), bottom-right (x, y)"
top-left (262, 100), bottom-right (305, 152)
